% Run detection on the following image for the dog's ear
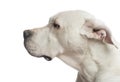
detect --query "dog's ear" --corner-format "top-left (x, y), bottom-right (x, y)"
top-left (80, 19), bottom-right (114, 45)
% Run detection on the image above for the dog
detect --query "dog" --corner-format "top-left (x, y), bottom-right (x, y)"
top-left (23, 10), bottom-right (120, 82)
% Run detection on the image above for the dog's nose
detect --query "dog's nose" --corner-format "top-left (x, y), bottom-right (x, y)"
top-left (23, 30), bottom-right (33, 39)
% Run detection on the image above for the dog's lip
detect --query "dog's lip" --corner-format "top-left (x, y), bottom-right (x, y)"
top-left (26, 50), bottom-right (52, 61)
top-left (40, 55), bottom-right (52, 61)
top-left (28, 51), bottom-right (52, 61)
top-left (24, 43), bottom-right (52, 61)
top-left (32, 55), bottom-right (52, 61)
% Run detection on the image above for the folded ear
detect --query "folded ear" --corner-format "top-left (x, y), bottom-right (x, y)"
top-left (80, 19), bottom-right (114, 45)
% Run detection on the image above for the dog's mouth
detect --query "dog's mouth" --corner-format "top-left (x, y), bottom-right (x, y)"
top-left (27, 50), bottom-right (52, 61)
top-left (24, 42), bottom-right (52, 61)
top-left (28, 51), bottom-right (52, 61)
top-left (40, 55), bottom-right (52, 61)
top-left (24, 47), bottom-right (52, 61)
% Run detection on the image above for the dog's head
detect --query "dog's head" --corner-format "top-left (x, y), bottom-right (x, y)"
top-left (23, 10), bottom-right (115, 61)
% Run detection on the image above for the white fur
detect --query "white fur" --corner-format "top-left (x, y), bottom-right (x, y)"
top-left (24, 10), bottom-right (120, 82)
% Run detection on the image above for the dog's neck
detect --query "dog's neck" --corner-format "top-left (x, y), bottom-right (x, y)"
top-left (88, 40), bottom-right (120, 65)
top-left (58, 40), bottom-right (120, 81)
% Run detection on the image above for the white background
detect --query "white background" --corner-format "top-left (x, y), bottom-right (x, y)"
top-left (0, 0), bottom-right (120, 82)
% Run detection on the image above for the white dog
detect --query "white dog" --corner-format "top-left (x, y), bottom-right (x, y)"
top-left (23, 10), bottom-right (120, 82)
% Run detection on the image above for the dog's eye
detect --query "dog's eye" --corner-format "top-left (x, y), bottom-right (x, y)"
top-left (93, 29), bottom-right (100, 32)
top-left (53, 23), bottom-right (60, 29)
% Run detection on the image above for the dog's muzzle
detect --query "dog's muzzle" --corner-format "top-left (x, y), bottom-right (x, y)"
top-left (23, 30), bottom-right (52, 61)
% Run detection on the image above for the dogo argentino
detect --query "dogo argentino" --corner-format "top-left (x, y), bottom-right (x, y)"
top-left (24, 10), bottom-right (120, 82)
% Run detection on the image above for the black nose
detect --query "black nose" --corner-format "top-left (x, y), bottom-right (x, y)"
top-left (23, 30), bottom-right (33, 39)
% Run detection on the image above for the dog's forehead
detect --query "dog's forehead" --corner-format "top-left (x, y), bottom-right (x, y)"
top-left (52, 11), bottom-right (84, 20)
top-left (50, 10), bottom-right (94, 25)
